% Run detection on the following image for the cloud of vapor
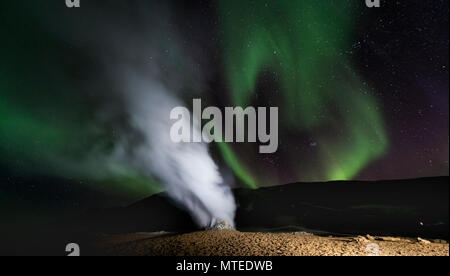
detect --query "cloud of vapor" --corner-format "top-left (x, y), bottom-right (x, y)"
top-left (115, 72), bottom-right (236, 227)
top-left (40, 0), bottom-right (236, 227)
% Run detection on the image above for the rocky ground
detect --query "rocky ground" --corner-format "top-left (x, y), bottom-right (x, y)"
top-left (94, 230), bottom-right (449, 256)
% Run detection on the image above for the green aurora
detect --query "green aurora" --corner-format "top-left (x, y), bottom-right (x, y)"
top-left (218, 0), bottom-right (388, 183)
top-left (0, 0), bottom-right (388, 200)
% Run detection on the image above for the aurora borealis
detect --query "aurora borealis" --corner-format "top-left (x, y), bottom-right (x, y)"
top-left (218, 0), bottom-right (388, 182)
top-left (0, 0), bottom-right (448, 209)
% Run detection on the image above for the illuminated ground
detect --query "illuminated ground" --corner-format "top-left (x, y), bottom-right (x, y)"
top-left (95, 231), bottom-right (449, 256)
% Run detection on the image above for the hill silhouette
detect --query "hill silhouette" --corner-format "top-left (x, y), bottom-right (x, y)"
top-left (80, 177), bottom-right (449, 239)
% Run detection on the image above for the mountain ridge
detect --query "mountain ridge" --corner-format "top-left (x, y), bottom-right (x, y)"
top-left (79, 176), bottom-right (449, 239)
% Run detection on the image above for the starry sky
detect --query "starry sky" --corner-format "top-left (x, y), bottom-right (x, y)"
top-left (0, 0), bottom-right (448, 209)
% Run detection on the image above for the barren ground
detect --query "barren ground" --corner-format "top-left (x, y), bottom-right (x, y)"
top-left (94, 230), bottom-right (449, 256)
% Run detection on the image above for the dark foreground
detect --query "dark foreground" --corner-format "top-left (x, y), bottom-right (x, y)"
top-left (81, 177), bottom-right (449, 239)
top-left (0, 177), bottom-right (448, 255)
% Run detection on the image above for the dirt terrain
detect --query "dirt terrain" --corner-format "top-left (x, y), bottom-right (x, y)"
top-left (95, 230), bottom-right (449, 256)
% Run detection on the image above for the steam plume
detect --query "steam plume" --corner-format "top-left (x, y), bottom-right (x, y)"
top-left (46, 1), bottom-right (236, 227)
top-left (116, 73), bottom-right (236, 227)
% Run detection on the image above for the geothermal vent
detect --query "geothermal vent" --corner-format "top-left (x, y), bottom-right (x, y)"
top-left (208, 220), bottom-right (235, 231)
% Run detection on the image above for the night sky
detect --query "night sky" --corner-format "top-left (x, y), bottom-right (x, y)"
top-left (0, 0), bottom-right (448, 209)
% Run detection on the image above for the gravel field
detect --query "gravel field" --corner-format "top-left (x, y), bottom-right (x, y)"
top-left (96, 230), bottom-right (449, 256)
